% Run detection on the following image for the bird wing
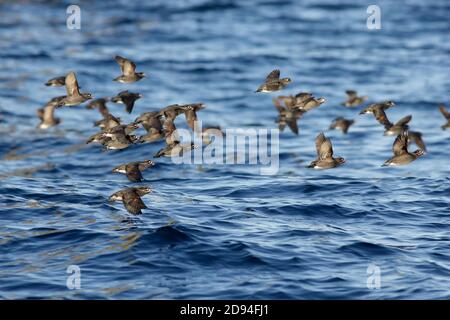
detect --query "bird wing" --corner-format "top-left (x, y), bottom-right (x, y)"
top-left (393, 132), bottom-right (408, 156)
top-left (123, 191), bottom-right (146, 214)
top-left (123, 98), bottom-right (135, 114)
top-left (439, 104), bottom-right (450, 119)
top-left (374, 108), bottom-right (392, 129)
top-left (138, 161), bottom-right (154, 171)
top-left (272, 98), bottom-right (285, 113)
top-left (124, 60), bottom-right (137, 76)
top-left (394, 115), bottom-right (412, 126)
top-left (315, 133), bottom-right (333, 159)
top-left (286, 117), bottom-right (299, 135)
top-left (184, 110), bottom-right (197, 130)
top-left (125, 163), bottom-right (143, 182)
top-left (36, 108), bottom-right (44, 120)
top-left (409, 132), bottom-right (426, 151)
top-left (43, 105), bottom-right (56, 122)
top-left (143, 117), bottom-right (163, 133)
top-left (265, 69), bottom-right (280, 82)
top-left (346, 90), bottom-right (357, 99)
top-left (65, 72), bottom-right (81, 96)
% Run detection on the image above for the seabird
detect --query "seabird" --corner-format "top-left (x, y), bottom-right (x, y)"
top-left (308, 133), bottom-right (345, 169)
top-left (109, 187), bottom-right (152, 215)
top-left (382, 131), bottom-right (424, 166)
top-left (342, 90), bottom-right (368, 107)
top-left (255, 69), bottom-right (292, 93)
top-left (329, 117), bottom-right (354, 134)
top-left (56, 72), bottom-right (92, 107)
top-left (113, 56), bottom-right (146, 83)
top-left (112, 160), bottom-right (155, 182)
top-left (111, 90), bottom-right (142, 114)
top-left (45, 76), bottom-right (66, 87)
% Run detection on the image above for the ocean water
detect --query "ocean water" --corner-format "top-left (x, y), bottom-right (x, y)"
top-left (0, 0), bottom-right (450, 299)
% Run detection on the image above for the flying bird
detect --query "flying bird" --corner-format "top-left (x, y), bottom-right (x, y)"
top-left (112, 160), bottom-right (155, 182)
top-left (308, 133), bottom-right (345, 169)
top-left (342, 90), bottom-right (368, 107)
top-left (255, 69), bottom-right (292, 93)
top-left (109, 187), bottom-right (152, 215)
top-left (113, 56), bottom-right (146, 83)
top-left (382, 132), bottom-right (425, 166)
top-left (111, 90), bottom-right (142, 114)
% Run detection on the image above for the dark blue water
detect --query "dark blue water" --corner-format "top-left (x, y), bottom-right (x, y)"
top-left (1, 0), bottom-right (450, 299)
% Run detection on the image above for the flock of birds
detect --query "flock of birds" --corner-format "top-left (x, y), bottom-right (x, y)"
top-left (35, 57), bottom-right (450, 214)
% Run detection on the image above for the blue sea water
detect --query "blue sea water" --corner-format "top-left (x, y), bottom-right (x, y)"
top-left (0, 0), bottom-right (450, 299)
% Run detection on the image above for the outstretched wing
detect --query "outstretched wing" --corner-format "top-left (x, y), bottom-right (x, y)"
top-left (265, 69), bottom-right (280, 82)
top-left (122, 191), bottom-right (146, 215)
top-left (115, 56), bottom-right (136, 76)
top-left (393, 132), bottom-right (408, 156)
top-left (286, 118), bottom-right (299, 135)
top-left (394, 115), bottom-right (412, 127)
top-left (409, 131), bottom-right (426, 151)
top-left (65, 72), bottom-right (81, 96)
top-left (125, 163), bottom-right (143, 182)
top-left (315, 132), bottom-right (333, 159)
top-left (374, 108), bottom-right (392, 129)
top-left (272, 98), bottom-right (285, 113)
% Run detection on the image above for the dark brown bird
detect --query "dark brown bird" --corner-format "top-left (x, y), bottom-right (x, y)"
top-left (56, 72), bottom-right (93, 107)
top-left (37, 100), bottom-right (60, 129)
top-left (294, 96), bottom-right (326, 112)
top-left (256, 69), bottom-right (292, 93)
top-left (342, 90), bottom-right (368, 107)
top-left (329, 117), bottom-right (354, 134)
top-left (308, 133), bottom-right (345, 169)
top-left (109, 187), bottom-right (152, 215)
top-left (111, 91), bottom-right (142, 114)
top-left (439, 104), bottom-right (450, 130)
top-left (113, 56), bottom-right (146, 83)
top-left (360, 101), bottom-right (395, 115)
top-left (382, 132), bottom-right (424, 166)
top-left (112, 160), bottom-right (155, 182)
top-left (45, 76), bottom-right (66, 87)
